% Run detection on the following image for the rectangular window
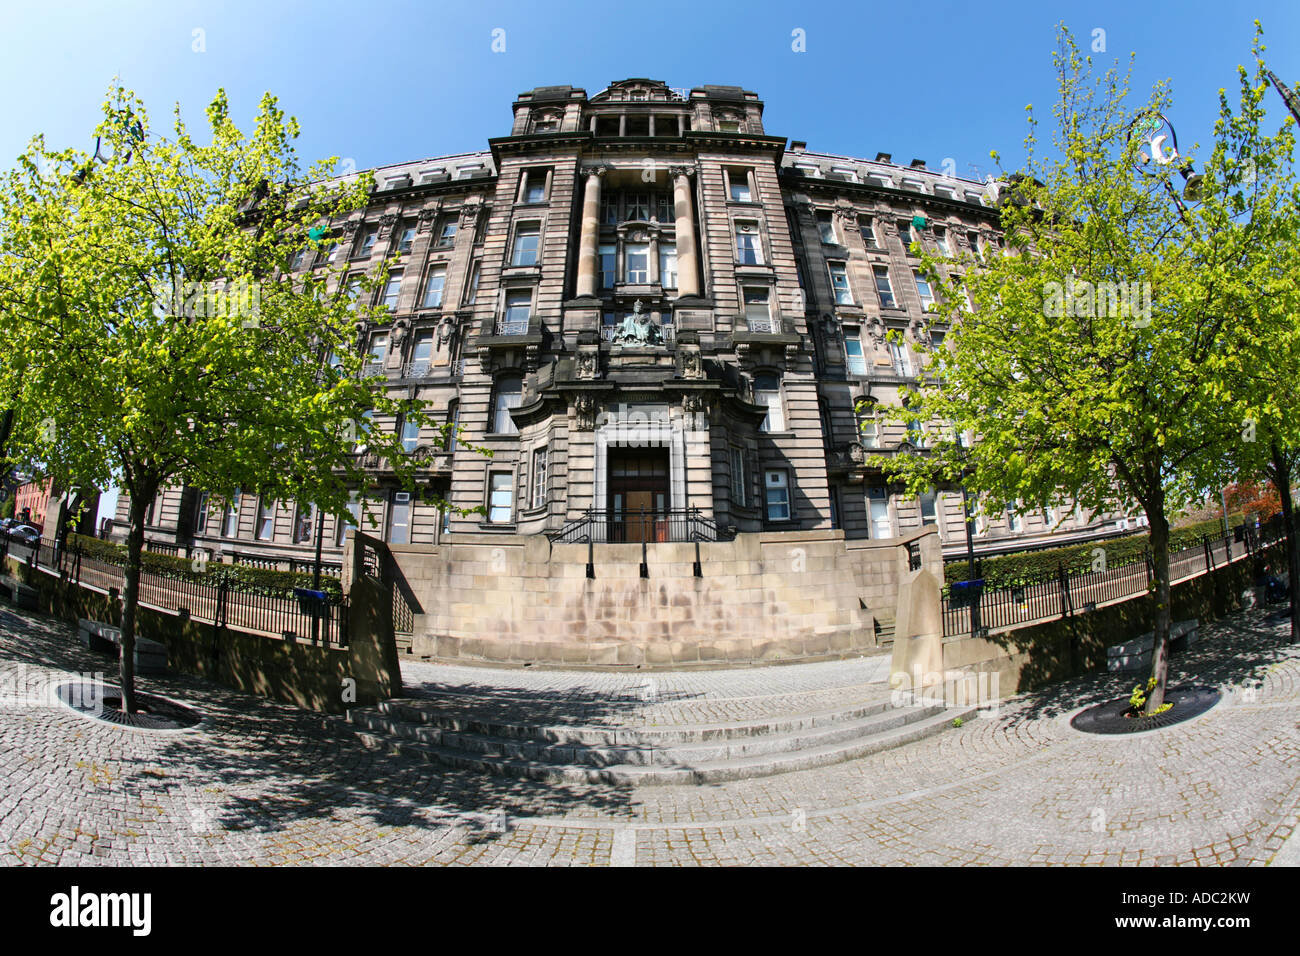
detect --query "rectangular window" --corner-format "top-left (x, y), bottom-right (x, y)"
top-left (422, 266), bottom-right (446, 308)
top-left (436, 218), bottom-right (457, 248)
top-left (914, 271), bottom-right (935, 310)
top-left (933, 227), bottom-right (950, 255)
top-left (868, 490), bottom-right (891, 539)
top-left (488, 472), bottom-right (514, 523)
top-left (755, 376), bottom-right (784, 431)
top-left (222, 490), bottom-right (241, 537)
top-left (731, 448), bottom-right (746, 507)
top-left (293, 502), bottom-right (315, 544)
top-left (874, 266), bottom-right (896, 309)
top-left (400, 417), bottom-right (420, 453)
top-left (256, 498), bottom-right (275, 540)
top-left (624, 242), bottom-right (649, 283)
top-left (890, 341), bottom-right (911, 377)
top-left (659, 243), bottom-right (677, 289)
top-left (357, 227), bottom-right (378, 257)
top-left (817, 210), bottom-right (835, 244)
top-left (388, 491), bottom-right (410, 545)
top-left (397, 224), bottom-right (416, 255)
top-left (734, 221), bottom-right (762, 264)
top-left (381, 271), bottom-right (403, 310)
top-left (765, 471), bottom-right (791, 521)
top-left (859, 217), bottom-right (879, 249)
top-left (599, 243), bottom-right (617, 289)
top-left (521, 169), bottom-right (548, 203)
top-left (920, 491), bottom-right (938, 526)
top-left (601, 193), bottom-right (619, 225)
top-left (194, 492), bottom-right (209, 532)
top-left (367, 332), bottom-right (389, 365)
top-left (655, 193), bottom-right (674, 224)
top-left (859, 418), bottom-right (879, 448)
top-left (845, 336), bottom-right (867, 375)
top-left (462, 260), bottom-right (481, 305)
top-left (502, 291), bottom-right (531, 333)
top-left (410, 331), bottom-right (434, 374)
top-left (289, 247), bottom-right (307, 270)
top-left (743, 287), bottom-right (771, 332)
top-left (625, 193), bottom-right (650, 221)
top-left (344, 275), bottom-right (363, 311)
top-left (897, 221), bottom-right (913, 252)
top-left (728, 168), bottom-right (753, 202)
top-left (1007, 508), bottom-right (1022, 533)
top-left (511, 223), bottom-right (540, 266)
top-left (967, 231), bottom-right (981, 256)
top-left (337, 495), bottom-right (361, 546)
top-left (829, 262), bottom-right (852, 305)
top-left (531, 448), bottom-right (548, 509)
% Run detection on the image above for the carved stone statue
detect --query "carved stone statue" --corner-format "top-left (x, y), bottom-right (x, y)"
top-left (574, 394), bottom-right (597, 431)
top-left (610, 299), bottom-right (662, 347)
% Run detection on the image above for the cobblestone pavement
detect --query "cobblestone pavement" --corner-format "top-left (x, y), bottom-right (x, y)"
top-left (1, 603), bottom-right (1298, 866)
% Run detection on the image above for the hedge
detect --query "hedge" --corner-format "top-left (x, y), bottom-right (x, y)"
top-left (943, 515), bottom-right (1251, 589)
top-left (66, 533), bottom-right (344, 601)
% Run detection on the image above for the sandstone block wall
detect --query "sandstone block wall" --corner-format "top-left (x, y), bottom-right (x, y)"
top-left (395, 527), bottom-right (938, 668)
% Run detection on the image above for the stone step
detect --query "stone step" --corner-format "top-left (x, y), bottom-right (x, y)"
top-left (349, 702), bottom-right (975, 786)
top-left (349, 702), bottom-right (941, 767)
top-left (366, 695), bottom-right (897, 747)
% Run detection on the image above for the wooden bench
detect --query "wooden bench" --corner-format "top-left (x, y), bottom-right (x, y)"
top-left (1107, 619), bottom-right (1200, 673)
top-left (77, 618), bottom-right (168, 674)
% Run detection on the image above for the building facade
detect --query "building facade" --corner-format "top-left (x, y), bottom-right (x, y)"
top-left (124, 78), bottom-right (1120, 575)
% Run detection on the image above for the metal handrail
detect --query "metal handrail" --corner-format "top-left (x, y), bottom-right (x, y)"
top-left (547, 507), bottom-right (733, 545)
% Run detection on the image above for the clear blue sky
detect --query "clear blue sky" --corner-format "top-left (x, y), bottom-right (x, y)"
top-left (3, 0), bottom-right (1298, 183)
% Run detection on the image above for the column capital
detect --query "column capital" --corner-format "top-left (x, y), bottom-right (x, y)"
top-left (583, 163), bottom-right (611, 179)
top-left (667, 164), bottom-right (697, 179)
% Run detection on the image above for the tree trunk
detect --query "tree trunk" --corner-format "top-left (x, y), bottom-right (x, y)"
top-left (1144, 506), bottom-right (1173, 714)
top-left (119, 490), bottom-right (151, 715)
top-left (1270, 443), bottom-right (1298, 642)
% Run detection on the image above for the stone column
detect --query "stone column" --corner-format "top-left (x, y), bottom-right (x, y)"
top-left (575, 165), bottom-right (607, 298)
top-left (670, 166), bottom-right (700, 297)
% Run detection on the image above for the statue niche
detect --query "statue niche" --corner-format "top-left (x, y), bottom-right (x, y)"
top-left (609, 299), bottom-right (662, 347)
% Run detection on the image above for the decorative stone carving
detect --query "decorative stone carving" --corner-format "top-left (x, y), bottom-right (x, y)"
top-left (342, 220), bottom-right (361, 238)
top-left (576, 345), bottom-right (599, 380)
top-left (678, 346), bottom-right (703, 380)
top-left (391, 317), bottom-right (410, 352)
top-left (353, 319), bottom-right (370, 353)
top-left (459, 202), bottom-right (482, 226)
top-left (524, 343), bottom-right (540, 371)
top-left (864, 315), bottom-right (887, 346)
top-left (432, 315), bottom-right (457, 367)
top-left (848, 441), bottom-right (866, 465)
top-left (908, 316), bottom-right (931, 346)
top-left (573, 394), bottom-right (597, 431)
top-left (377, 213), bottom-right (397, 238)
top-left (416, 208), bottom-right (437, 233)
top-left (666, 164), bottom-right (696, 179)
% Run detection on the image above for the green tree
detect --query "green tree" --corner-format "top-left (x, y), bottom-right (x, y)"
top-left (881, 25), bottom-right (1296, 714)
top-left (0, 86), bottom-right (481, 712)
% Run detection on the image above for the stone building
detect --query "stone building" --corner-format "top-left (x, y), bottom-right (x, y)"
top-left (121, 79), bottom-right (1123, 665)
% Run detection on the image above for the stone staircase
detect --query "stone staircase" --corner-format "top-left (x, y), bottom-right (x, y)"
top-left (347, 686), bottom-right (975, 786)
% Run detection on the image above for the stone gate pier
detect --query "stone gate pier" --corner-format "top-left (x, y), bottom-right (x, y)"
top-left (363, 527), bottom-right (941, 668)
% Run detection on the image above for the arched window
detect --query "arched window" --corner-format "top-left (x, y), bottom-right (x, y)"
top-left (491, 376), bottom-right (523, 435)
top-left (754, 374), bottom-right (783, 432)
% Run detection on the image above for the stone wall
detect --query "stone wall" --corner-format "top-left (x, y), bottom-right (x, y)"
top-left (393, 526), bottom-right (938, 668)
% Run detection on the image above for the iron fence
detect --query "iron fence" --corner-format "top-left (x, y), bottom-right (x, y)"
top-left (941, 521), bottom-right (1288, 639)
top-left (23, 537), bottom-right (348, 647)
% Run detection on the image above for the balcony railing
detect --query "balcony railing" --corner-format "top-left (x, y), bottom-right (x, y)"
top-left (495, 317), bottom-right (530, 336)
top-left (599, 324), bottom-right (676, 344)
top-left (400, 358), bottom-right (465, 379)
top-left (745, 316), bottom-right (781, 334)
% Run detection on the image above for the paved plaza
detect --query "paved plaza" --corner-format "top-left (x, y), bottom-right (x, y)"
top-left (1, 602), bottom-right (1298, 866)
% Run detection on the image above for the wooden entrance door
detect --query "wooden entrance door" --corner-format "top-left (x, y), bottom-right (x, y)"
top-left (608, 450), bottom-right (669, 543)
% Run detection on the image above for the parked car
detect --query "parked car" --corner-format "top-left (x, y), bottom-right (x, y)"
top-left (5, 524), bottom-right (41, 545)
top-left (0, 518), bottom-right (17, 532)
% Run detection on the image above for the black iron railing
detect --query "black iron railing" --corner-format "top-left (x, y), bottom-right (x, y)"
top-left (18, 537), bottom-right (348, 646)
top-left (940, 522), bottom-right (1288, 639)
top-left (548, 507), bottom-right (733, 545)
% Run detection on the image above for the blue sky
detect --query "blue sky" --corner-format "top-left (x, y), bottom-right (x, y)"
top-left (3, 0), bottom-right (1298, 185)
